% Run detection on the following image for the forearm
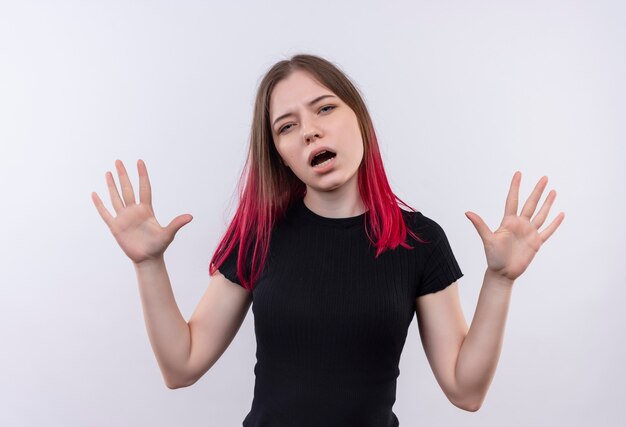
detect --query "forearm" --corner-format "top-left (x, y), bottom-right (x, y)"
top-left (454, 268), bottom-right (514, 408)
top-left (134, 256), bottom-right (191, 388)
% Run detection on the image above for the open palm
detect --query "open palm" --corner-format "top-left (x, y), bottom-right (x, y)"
top-left (91, 159), bottom-right (193, 265)
top-left (465, 172), bottom-right (565, 281)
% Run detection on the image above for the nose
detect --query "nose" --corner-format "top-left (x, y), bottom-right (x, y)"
top-left (302, 113), bottom-right (323, 143)
top-left (304, 130), bottom-right (320, 144)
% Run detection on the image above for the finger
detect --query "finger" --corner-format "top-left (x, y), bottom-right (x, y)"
top-left (137, 159), bottom-right (153, 208)
top-left (115, 159), bottom-right (137, 206)
top-left (105, 170), bottom-right (125, 214)
top-left (504, 171), bottom-right (521, 217)
top-left (465, 211), bottom-right (492, 245)
top-left (520, 175), bottom-right (548, 219)
top-left (91, 191), bottom-right (115, 228)
top-left (539, 212), bottom-right (565, 243)
top-left (165, 214), bottom-right (193, 237)
top-left (531, 189), bottom-right (556, 229)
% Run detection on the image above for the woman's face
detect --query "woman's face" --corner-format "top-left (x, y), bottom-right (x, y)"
top-left (269, 70), bottom-right (364, 196)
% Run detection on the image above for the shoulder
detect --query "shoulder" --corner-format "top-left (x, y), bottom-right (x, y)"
top-left (401, 209), bottom-right (448, 245)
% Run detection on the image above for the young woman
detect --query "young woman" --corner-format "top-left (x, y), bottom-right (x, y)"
top-left (92, 54), bottom-right (564, 426)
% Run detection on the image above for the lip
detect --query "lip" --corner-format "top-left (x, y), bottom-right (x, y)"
top-left (310, 154), bottom-right (336, 173)
top-left (308, 146), bottom-right (336, 166)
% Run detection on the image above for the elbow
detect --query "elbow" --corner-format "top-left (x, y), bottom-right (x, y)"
top-left (165, 381), bottom-right (183, 390)
top-left (164, 361), bottom-right (209, 389)
top-left (164, 373), bottom-right (197, 390)
top-left (165, 379), bottom-right (192, 390)
top-left (165, 378), bottom-right (184, 389)
top-left (456, 400), bottom-right (482, 412)
top-left (448, 392), bottom-right (484, 412)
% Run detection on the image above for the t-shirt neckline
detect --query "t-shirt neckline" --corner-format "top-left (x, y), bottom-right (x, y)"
top-left (295, 198), bottom-right (367, 228)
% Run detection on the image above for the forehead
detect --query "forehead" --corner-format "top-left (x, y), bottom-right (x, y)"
top-left (269, 70), bottom-right (335, 116)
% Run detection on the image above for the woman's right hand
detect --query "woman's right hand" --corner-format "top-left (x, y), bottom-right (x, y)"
top-left (91, 159), bottom-right (193, 266)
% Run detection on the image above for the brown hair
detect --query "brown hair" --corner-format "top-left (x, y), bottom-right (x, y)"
top-left (209, 54), bottom-right (428, 291)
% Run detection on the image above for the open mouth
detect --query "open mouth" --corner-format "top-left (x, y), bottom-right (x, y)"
top-left (310, 150), bottom-right (337, 168)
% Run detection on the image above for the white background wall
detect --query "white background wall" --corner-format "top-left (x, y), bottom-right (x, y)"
top-left (1, 1), bottom-right (624, 426)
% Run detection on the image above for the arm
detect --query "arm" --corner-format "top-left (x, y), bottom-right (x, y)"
top-left (416, 171), bottom-right (563, 411)
top-left (134, 256), bottom-right (192, 389)
top-left (135, 257), bottom-right (253, 389)
top-left (92, 159), bottom-right (252, 389)
top-left (415, 272), bottom-right (513, 412)
top-left (454, 270), bottom-right (513, 410)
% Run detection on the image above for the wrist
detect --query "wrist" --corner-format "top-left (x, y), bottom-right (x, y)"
top-left (134, 255), bottom-right (166, 271)
top-left (484, 268), bottom-right (515, 289)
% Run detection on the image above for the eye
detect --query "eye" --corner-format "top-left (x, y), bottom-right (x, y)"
top-left (278, 123), bottom-right (293, 134)
top-left (277, 105), bottom-right (336, 134)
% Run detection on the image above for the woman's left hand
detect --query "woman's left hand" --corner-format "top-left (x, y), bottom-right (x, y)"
top-left (464, 171), bottom-right (565, 282)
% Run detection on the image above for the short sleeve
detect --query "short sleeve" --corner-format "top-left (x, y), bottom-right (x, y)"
top-left (216, 246), bottom-right (242, 287)
top-left (416, 214), bottom-right (464, 297)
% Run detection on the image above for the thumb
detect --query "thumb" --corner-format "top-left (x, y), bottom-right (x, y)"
top-left (165, 214), bottom-right (193, 237)
top-left (465, 211), bottom-right (491, 245)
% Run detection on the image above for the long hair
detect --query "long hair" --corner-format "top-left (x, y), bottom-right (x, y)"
top-left (209, 54), bottom-right (429, 292)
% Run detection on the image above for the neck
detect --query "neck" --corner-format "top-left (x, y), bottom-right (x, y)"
top-left (303, 175), bottom-right (366, 218)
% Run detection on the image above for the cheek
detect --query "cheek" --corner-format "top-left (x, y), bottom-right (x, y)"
top-left (342, 114), bottom-right (361, 140)
top-left (344, 120), bottom-right (363, 152)
top-left (275, 143), bottom-right (298, 167)
top-left (274, 139), bottom-right (289, 156)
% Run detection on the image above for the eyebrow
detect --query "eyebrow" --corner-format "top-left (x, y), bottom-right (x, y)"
top-left (272, 94), bottom-right (337, 128)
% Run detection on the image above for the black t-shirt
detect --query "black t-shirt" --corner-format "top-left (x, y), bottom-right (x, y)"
top-left (218, 198), bottom-right (463, 427)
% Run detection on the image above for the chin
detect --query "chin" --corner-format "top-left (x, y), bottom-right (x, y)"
top-left (309, 176), bottom-right (350, 193)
